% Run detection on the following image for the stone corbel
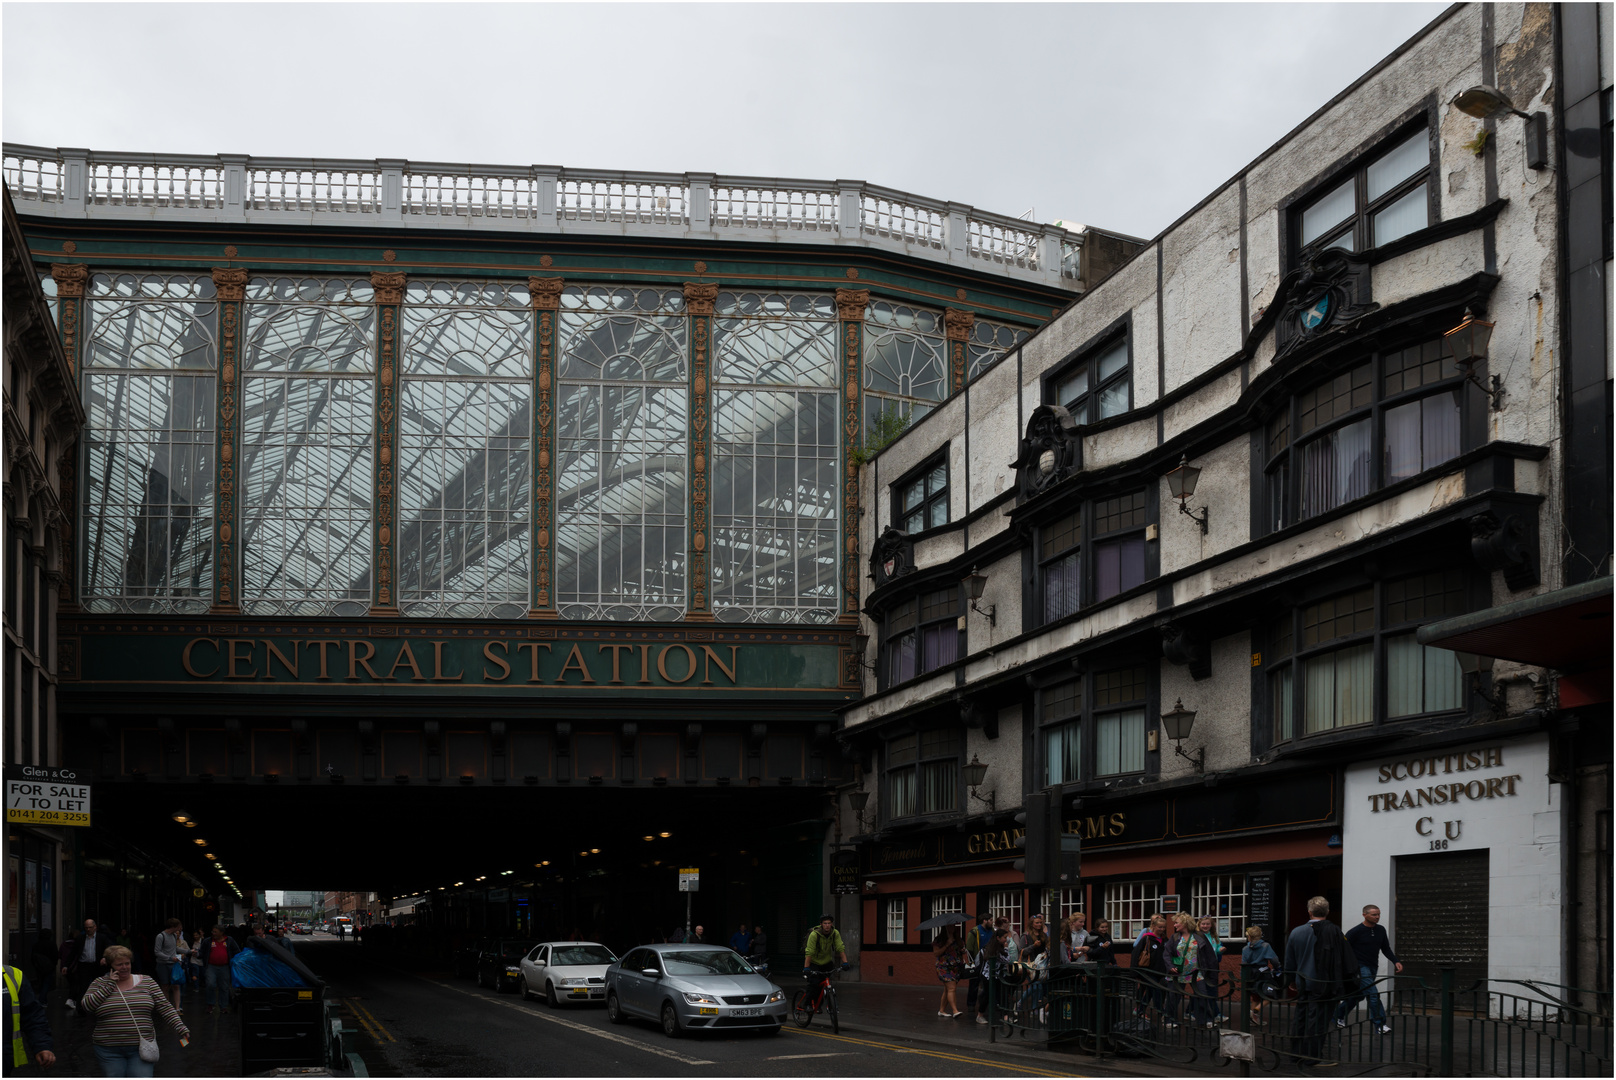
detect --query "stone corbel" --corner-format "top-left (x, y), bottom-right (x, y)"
top-left (1010, 404), bottom-right (1080, 500)
top-left (1160, 622), bottom-right (1211, 681)
top-left (1470, 510), bottom-right (1540, 592)
top-left (961, 699), bottom-right (999, 740)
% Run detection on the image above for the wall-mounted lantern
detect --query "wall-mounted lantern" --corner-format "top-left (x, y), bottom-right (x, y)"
top-left (1165, 455), bottom-right (1210, 534)
top-left (1160, 698), bottom-right (1206, 774)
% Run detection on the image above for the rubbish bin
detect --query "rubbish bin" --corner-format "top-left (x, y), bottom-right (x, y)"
top-left (232, 937), bottom-right (336, 1073)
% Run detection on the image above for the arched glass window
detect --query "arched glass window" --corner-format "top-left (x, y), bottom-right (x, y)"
top-left (240, 277), bottom-right (375, 616)
top-left (398, 280), bottom-right (533, 618)
top-left (966, 318), bottom-right (1029, 382)
top-left (711, 291), bottom-right (839, 623)
top-left (82, 273), bottom-right (217, 613)
top-left (863, 300), bottom-right (946, 434)
top-left (556, 287), bottom-right (688, 620)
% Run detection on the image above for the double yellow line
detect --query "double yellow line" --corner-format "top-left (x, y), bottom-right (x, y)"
top-left (784, 1025), bottom-right (1082, 1077)
top-left (344, 998), bottom-right (396, 1044)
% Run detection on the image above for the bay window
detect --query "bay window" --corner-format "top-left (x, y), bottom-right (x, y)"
top-left (1041, 665), bottom-right (1149, 786)
top-left (1266, 336), bottom-right (1466, 532)
top-left (884, 586), bottom-right (960, 684)
top-left (886, 729), bottom-right (960, 819)
top-left (1037, 487), bottom-right (1152, 625)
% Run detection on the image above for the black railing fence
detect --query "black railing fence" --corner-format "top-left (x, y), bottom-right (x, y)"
top-left (982, 963), bottom-right (1612, 1077)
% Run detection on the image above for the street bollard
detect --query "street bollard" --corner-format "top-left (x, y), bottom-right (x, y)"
top-left (1439, 967), bottom-right (1455, 1077)
top-left (988, 974), bottom-right (997, 1043)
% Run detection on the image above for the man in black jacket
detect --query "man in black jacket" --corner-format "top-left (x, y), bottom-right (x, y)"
top-left (1333, 905), bottom-right (1401, 1033)
top-left (1284, 897), bottom-right (1354, 1066)
top-left (60, 917), bottom-right (116, 1014)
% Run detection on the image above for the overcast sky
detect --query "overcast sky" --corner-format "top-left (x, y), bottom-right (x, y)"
top-left (3, 2), bottom-right (1448, 240)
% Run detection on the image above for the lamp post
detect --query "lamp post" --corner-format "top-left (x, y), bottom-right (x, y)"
top-left (1450, 85), bottom-right (1549, 170)
top-left (1160, 698), bottom-right (1206, 774)
top-left (1444, 308), bottom-right (1505, 410)
top-left (1164, 455), bottom-right (1209, 533)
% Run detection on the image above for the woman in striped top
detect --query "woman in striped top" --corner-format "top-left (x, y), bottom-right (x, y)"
top-left (82, 946), bottom-right (189, 1077)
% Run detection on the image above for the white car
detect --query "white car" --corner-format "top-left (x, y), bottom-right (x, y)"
top-left (518, 941), bottom-right (619, 1006)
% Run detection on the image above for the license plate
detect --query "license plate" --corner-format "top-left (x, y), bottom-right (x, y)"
top-left (569, 989), bottom-right (589, 996)
top-left (732, 1008), bottom-right (762, 1017)
top-left (698, 1007), bottom-right (718, 1015)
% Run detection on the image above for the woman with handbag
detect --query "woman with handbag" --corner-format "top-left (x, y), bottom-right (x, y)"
top-left (931, 924), bottom-right (965, 1018)
top-left (81, 945), bottom-right (189, 1077)
top-left (1241, 926), bottom-right (1281, 1027)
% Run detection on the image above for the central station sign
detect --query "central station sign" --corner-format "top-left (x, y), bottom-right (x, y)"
top-left (60, 623), bottom-right (854, 697)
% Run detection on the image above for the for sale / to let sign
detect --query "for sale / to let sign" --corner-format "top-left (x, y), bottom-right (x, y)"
top-left (5, 766), bottom-right (91, 827)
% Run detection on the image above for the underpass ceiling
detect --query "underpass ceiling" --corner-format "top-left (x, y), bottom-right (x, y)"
top-left (98, 782), bottom-right (832, 896)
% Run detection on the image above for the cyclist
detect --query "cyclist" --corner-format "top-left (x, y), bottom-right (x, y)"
top-left (801, 914), bottom-right (849, 986)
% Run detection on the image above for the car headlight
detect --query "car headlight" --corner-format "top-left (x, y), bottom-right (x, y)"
top-left (767, 990), bottom-right (784, 1003)
top-left (682, 992), bottom-right (719, 1005)
top-left (561, 978), bottom-right (589, 986)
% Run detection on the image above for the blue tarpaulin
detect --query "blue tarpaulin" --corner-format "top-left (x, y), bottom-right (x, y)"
top-left (230, 938), bottom-right (310, 988)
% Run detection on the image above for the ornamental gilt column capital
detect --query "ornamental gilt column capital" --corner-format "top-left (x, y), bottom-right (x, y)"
top-left (50, 263), bottom-right (88, 298)
top-left (369, 271), bottom-right (407, 306)
top-left (528, 277), bottom-right (564, 311)
top-left (944, 307), bottom-right (976, 342)
top-left (682, 281), bottom-right (718, 316)
top-left (834, 288), bottom-right (869, 321)
top-left (211, 267), bottom-right (249, 301)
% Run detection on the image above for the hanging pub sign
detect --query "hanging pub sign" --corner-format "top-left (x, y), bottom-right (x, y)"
top-left (5, 766), bottom-right (91, 828)
top-left (830, 851), bottom-right (860, 895)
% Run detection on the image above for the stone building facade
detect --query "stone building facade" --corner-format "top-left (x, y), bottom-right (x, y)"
top-left (839, 1), bottom-right (1610, 997)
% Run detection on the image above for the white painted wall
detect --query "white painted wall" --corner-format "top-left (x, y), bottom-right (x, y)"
top-left (1341, 734), bottom-right (1561, 985)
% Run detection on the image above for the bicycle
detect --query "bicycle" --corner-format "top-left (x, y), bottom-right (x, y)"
top-left (792, 965), bottom-right (846, 1034)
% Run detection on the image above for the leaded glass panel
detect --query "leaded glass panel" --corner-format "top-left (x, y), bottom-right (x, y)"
top-left (864, 301), bottom-right (946, 434)
top-left (967, 318), bottom-right (1029, 381)
top-left (240, 279), bottom-right (375, 616)
top-left (398, 289), bottom-right (533, 618)
top-left (557, 286), bottom-right (687, 620)
top-left (711, 292), bottom-right (838, 624)
top-left (82, 274), bottom-right (218, 613)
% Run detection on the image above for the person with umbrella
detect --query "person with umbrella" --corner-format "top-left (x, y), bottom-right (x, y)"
top-left (916, 910), bottom-right (968, 1019)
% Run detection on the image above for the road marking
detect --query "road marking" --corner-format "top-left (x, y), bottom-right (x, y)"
top-left (784, 1026), bottom-right (1081, 1077)
top-left (342, 998), bottom-right (388, 1045)
top-left (346, 998), bottom-right (396, 1043)
top-left (420, 977), bottom-right (714, 1066)
top-left (765, 1052), bottom-right (851, 1060)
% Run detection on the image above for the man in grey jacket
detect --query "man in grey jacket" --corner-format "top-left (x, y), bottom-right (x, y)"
top-left (153, 918), bottom-right (191, 1009)
top-left (1284, 897), bottom-right (1353, 1066)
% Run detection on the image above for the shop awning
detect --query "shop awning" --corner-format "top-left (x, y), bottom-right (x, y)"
top-left (1417, 577), bottom-right (1612, 706)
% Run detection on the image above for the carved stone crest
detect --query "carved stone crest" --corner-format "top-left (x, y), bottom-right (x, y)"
top-left (1274, 248), bottom-right (1376, 360)
top-left (1160, 622), bottom-right (1211, 681)
top-left (1010, 404), bottom-right (1080, 500)
top-left (869, 526), bottom-right (915, 587)
top-left (1470, 511), bottom-right (1540, 592)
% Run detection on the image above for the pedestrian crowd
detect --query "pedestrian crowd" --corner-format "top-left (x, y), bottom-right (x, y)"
top-left (7, 912), bottom-right (311, 1077)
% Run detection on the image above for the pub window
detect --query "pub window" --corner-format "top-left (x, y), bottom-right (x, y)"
top-left (886, 729), bottom-right (960, 819)
top-left (1191, 874), bottom-right (1247, 940)
top-left (884, 586), bottom-right (961, 685)
top-left (1050, 335), bottom-right (1130, 425)
top-left (1265, 336), bottom-right (1464, 532)
top-left (1055, 887), bottom-right (1085, 922)
top-left (922, 893), bottom-right (964, 945)
top-left (885, 898), bottom-right (907, 944)
top-left (1294, 126), bottom-right (1433, 257)
top-left (1269, 568), bottom-right (1467, 744)
top-left (893, 452), bottom-right (949, 534)
top-left (988, 888), bottom-right (1024, 935)
top-left (1103, 879), bottom-right (1160, 942)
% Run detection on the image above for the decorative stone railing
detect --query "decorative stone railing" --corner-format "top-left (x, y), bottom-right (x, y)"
top-left (3, 145), bottom-right (1081, 287)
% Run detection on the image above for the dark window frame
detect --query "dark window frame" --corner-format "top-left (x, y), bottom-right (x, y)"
top-left (881, 584), bottom-right (962, 688)
top-left (1039, 664), bottom-right (1152, 787)
top-left (1287, 112), bottom-right (1439, 261)
top-left (883, 727), bottom-right (963, 823)
top-left (1035, 487), bottom-right (1153, 626)
top-left (1264, 334), bottom-right (1469, 534)
top-left (892, 450), bottom-right (950, 535)
top-left (1266, 567), bottom-right (1474, 747)
top-left (1046, 330), bottom-right (1132, 427)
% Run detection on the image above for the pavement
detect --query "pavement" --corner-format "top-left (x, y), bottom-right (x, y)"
top-left (827, 980), bottom-right (1205, 1077)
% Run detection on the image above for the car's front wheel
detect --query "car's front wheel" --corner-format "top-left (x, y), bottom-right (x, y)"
top-left (518, 976), bottom-right (531, 1001)
top-left (606, 992), bottom-right (626, 1025)
top-left (661, 1001), bottom-right (682, 1038)
top-left (545, 982), bottom-right (558, 1008)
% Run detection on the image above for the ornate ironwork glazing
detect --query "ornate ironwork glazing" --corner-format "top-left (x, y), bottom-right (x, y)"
top-left (556, 286), bottom-right (688, 621)
top-left (397, 280), bottom-right (534, 618)
top-left (967, 318), bottom-right (1029, 381)
top-left (863, 300), bottom-right (947, 434)
top-left (239, 278), bottom-right (376, 617)
top-left (710, 291), bottom-right (839, 624)
top-left (81, 273), bottom-right (218, 613)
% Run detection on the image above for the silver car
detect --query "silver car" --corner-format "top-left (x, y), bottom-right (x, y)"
top-left (518, 941), bottom-right (617, 1006)
top-left (605, 944), bottom-right (788, 1037)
